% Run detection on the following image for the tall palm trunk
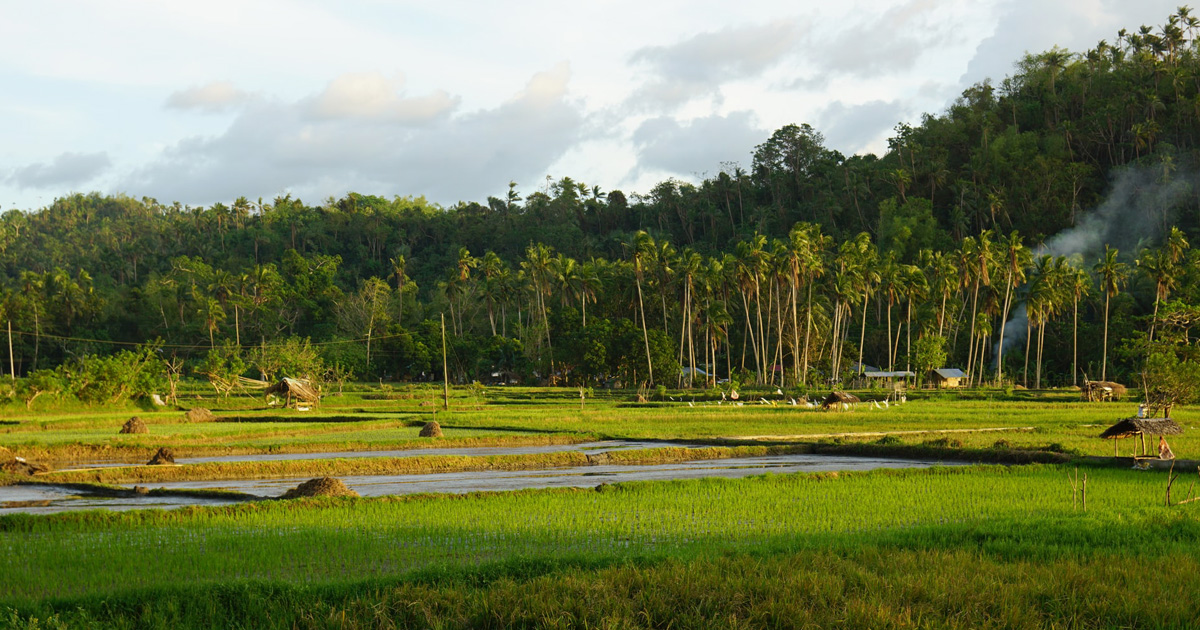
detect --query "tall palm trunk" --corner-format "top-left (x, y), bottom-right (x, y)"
top-left (886, 301), bottom-right (894, 370)
top-left (756, 284), bottom-right (767, 383)
top-left (802, 282), bottom-right (814, 386)
top-left (636, 272), bottom-right (653, 385)
top-left (1072, 295), bottom-right (1079, 386)
top-left (967, 283), bottom-right (979, 385)
top-left (1024, 321), bottom-right (1033, 387)
top-left (905, 299), bottom-right (913, 373)
top-left (1101, 294), bottom-right (1110, 381)
top-left (996, 274), bottom-right (1013, 384)
top-left (835, 296), bottom-right (844, 379)
top-left (857, 298), bottom-right (868, 376)
top-left (1036, 322), bottom-right (1045, 389)
top-left (740, 291), bottom-right (760, 380)
top-left (790, 273), bottom-right (799, 385)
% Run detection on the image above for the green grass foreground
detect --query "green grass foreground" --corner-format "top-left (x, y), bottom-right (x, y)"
top-left (3, 463), bottom-right (1199, 628)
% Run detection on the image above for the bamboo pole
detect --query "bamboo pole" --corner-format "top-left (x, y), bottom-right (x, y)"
top-left (441, 313), bottom-right (449, 411)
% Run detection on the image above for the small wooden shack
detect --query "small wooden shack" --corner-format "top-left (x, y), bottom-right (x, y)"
top-left (264, 377), bottom-right (320, 409)
top-left (822, 391), bottom-right (861, 410)
top-left (1081, 380), bottom-right (1126, 402)
top-left (930, 368), bottom-right (967, 389)
top-left (1099, 416), bottom-right (1182, 457)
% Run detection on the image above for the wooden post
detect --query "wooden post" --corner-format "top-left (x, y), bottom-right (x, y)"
top-left (441, 313), bottom-right (449, 411)
top-left (7, 320), bottom-right (12, 379)
top-left (1082, 473), bottom-right (1087, 512)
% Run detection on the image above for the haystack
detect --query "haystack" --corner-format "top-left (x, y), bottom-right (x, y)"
top-left (280, 477), bottom-right (359, 499)
top-left (184, 408), bottom-right (215, 423)
top-left (419, 421), bottom-right (444, 438)
top-left (146, 447), bottom-right (176, 465)
top-left (822, 391), bottom-right (860, 409)
top-left (120, 417), bottom-right (149, 434)
top-left (1100, 416), bottom-right (1183, 457)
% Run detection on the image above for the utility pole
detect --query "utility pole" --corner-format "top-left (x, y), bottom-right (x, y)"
top-left (441, 313), bottom-right (449, 410)
top-left (7, 321), bottom-right (13, 379)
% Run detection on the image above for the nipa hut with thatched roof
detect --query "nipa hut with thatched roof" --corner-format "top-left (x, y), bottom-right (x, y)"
top-left (264, 377), bottom-right (320, 409)
top-left (1100, 416), bottom-right (1183, 457)
top-left (822, 391), bottom-right (861, 410)
top-left (1081, 380), bottom-right (1127, 402)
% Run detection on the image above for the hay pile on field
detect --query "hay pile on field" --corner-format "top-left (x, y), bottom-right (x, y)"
top-left (419, 421), bottom-right (444, 438)
top-left (184, 408), bottom-right (215, 423)
top-left (146, 447), bottom-right (176, 465)
top-left (280, 477), bottom-right (358, 499)
top-left (1, 448), bottom-right (49, 476)
top-left (120, 417), bottom-right (149, 434)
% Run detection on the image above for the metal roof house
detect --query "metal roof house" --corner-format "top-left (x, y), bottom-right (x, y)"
top-left (930, 368), bottom-right (967, 388)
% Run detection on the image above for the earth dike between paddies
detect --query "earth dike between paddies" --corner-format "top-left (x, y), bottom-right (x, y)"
top-left (28, 441), bottom-right (1067, 486)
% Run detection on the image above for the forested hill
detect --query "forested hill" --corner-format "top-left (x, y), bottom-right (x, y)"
top-left (3, 8), bottom-right (1200, 387)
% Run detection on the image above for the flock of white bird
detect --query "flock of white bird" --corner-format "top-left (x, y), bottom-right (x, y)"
top-left (672, 389), bottom-right (907, 411)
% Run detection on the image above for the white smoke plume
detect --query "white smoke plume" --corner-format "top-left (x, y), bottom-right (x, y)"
top-left (993, 164), bottom-right (1196, 363)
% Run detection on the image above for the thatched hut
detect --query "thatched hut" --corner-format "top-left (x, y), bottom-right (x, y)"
top-left (264, 377), bottom-right (320, 408)
top-left (1100, 416), bottom-right (1182, 457)
top-left (1081, 380), bottom-right (1127, 402)
top-left (822, 391), bottom-right (861, 409)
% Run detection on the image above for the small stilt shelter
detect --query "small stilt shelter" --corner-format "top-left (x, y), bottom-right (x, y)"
top-left (1100, 416), bottom-right (1182, 457)
top-left (264, 377), bottom-right (320, 409)
top-left (822, 391), bottom-right (860, 410)
top-left (1081, 379), bottom-right (1127, 402)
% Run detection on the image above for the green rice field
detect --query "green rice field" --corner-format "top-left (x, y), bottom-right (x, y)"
top-left (2, 386), bottom-right (1198, 628)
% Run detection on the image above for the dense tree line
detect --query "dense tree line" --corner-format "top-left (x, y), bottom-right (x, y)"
top-left (3, 8), bottom-right (1200, 390)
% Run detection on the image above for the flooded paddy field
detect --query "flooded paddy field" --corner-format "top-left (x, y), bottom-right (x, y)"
top-left (0, 451), bottom-right (962, 514)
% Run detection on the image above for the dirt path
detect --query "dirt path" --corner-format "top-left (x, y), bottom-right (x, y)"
top-left (729, 426), bottom-right (1037, 441)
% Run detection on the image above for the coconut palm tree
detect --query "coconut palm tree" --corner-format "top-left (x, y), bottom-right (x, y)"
top-left (966, 230), bottom-right (995, 385)
top-left (901, 264), bottom-right (928, 373)
top-left (1067, 261), bottom-right (1091, 386)
top-left (1093, 246), bottom-right (1128, 381)
top-left (1139, 229), bottom-right (1188, 342)
top-left (389, 254), bottom-right (409, 324)
top-left (479, 251), bottom-right (504, 335)
top-left (995, 231), bottom-right (1031, 384)
top-left (628, 231), bottom-right (657, 385)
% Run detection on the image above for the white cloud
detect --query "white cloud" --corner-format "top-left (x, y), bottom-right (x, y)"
top-left (630, 112), bottom-right (766, 179)
top-left (121, 64), bottom-right (583, 205)
top-left (628, 19), bottom-right (806, 109)
top-left (8, 152), bottom-right (111, 189)
top-left (818, 100), bottom-right (907, 154)
top-left (0, 1), bottom-right (1191, 212)
top-left (961, 0), bottom-right (1181, 86)
top-left (167, 81), bottom-right (253, 113)
top-left (306, 73), bottom-right (458, 123)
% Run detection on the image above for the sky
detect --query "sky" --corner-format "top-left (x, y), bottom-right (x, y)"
top-left (0, 0), bottom-right (1185, 212)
